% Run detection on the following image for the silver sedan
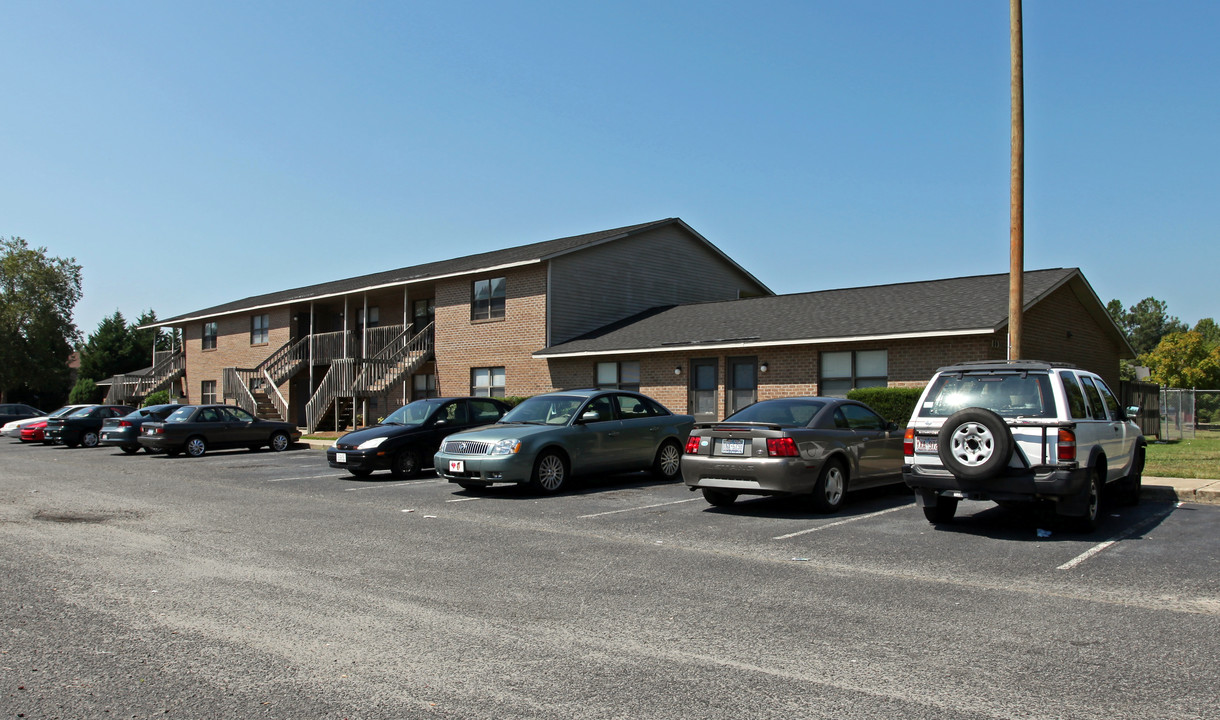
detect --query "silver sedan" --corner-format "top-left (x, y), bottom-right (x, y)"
top-left (681, 397), bottom-right (905, 511)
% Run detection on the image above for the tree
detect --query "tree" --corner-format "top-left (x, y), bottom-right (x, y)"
top-left (1108, 297), bottom-right (1189, 356)
top-left (78, 310), bottom-right (149, 383)
top-left (1141, 331), bottom-right (1220, 389)
top-left (1194, 318), bottom-right (1220, 348)
top-left (0, 237), bottom-right (82, 404)
top-left (68, 377), bottom-right (100, 404)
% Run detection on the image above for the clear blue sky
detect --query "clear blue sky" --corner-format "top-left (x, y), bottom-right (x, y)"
top-left (4, 1), bottom-right (1216, 339)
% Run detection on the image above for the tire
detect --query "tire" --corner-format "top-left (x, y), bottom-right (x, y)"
top-left (922, 498), bottom-right (959, 524)
top-left (810, 459), bottom-right (848, 513)
top-left (1114, 444), bottom-right (1145, 507)
top-left (652, 440), bottom-right (682, 480)
top-left (701, 488), bottom-right (737, 507)
top-left (347, 468), bottom-right (373, 478)
top-left (937, 408), bottom-right (1014, 480)
top-left (185, 436), bottom-right (208, 458)
top-left (1069, 465), bottom-right (1103, 533)
top-left (531, 451), bottom-right (568, 493)
top-left (390, 448), bottom-right (420, 478)
top-left (81, 431), bottom-right (100, 448)
top-left (120, 445), bottom-right (140, 455)
top-left (269, 431), bottom-right (291, 452)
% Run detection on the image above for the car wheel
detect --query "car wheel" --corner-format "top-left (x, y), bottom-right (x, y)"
top-left (1069, 465), bottom-right (1103, 533)
top-left (1114, 444), bottom-right (1145, 507)
top-left (347, 468), bottom-right (374, 478)
top-left (269, 431), bottom-right (291, 452)
top-left (391, 448), bottom-right (420, 478)
top-left (185, 436), bottom-right (208, 458)
top-left (922, 498), bottom-right (959, 524)
top-left (937, 408), bottom-right (1014, 480)
top-left (810, 459), bottom-right (847, 513)
top-left (120, 445), bottom-right (140, 455)
top-left (652, 440), bottom-right (682, 480)
top-left (701, 488), bottom-right (737, 507)
top-left (531, 451), bottom-right (568, 493)
top-left (81, 431), bottom-right (100, 448)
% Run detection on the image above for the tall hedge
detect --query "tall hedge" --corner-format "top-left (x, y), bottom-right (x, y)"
top-left (846, 387), bottom-right (924, 427)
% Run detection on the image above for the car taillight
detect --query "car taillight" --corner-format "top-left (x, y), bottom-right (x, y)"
top-left (118, 420), bottom-right (133, 427)
top-left (684, 436), bottom-right (701, 454)
top-left (766, 437), bottom-right (799, 457)
top-left (1057, 428), bottom-right (1076, 461)
top-left (903, 427), bottom-right (915, 456)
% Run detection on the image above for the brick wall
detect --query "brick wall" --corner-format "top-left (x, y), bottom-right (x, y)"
top-left (184, 307), bottom-right (291, 404)
top-left (1020, 284), bottom-right (1124, 389)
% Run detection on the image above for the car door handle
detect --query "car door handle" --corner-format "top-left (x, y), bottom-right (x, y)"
top-left (648, 426), bottom-right (660, 431)
top-left (607, 431), bottom-right (620, 437)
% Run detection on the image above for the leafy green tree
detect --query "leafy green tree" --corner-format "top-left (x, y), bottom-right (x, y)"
top-left (1108, 297), bottom-right (1189, 356)
top-left (68, 377), bottom-right (100, 404)
top-left (78, 310), bottom-right (149, 383)
top-left (1194, 318), bottom-right (1220, 348)
top-left (0, 237), bottom-right (82, 404)
top-left (1141, 331), bottom-right (1220, 389)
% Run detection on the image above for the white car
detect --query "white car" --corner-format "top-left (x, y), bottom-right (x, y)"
top-left (2, 405), bottom-right (88, 439)
top-left (902, 360), bottom-right (1145, 532)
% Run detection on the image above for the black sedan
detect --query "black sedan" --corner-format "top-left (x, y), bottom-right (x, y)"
top-left (99, 404), bottom-right (179, 454)
top-left (138, 404), bottom-right (301, 457)
top-left (328, 397), bottom-right (511, 478)
top-left (44, 405), bottom-right (137, 448)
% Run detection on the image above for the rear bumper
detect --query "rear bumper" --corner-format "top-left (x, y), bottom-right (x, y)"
top-left (903, 463), bottom-right (1089, 503)
top-left (681, 455), bottom-right (815, 496)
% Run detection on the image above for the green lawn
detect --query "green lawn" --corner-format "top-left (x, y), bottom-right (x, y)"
top-left (1144, 429), bottom-right (1220, 479)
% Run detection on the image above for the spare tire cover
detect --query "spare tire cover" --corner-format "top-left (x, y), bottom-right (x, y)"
top-left (937, 407), bottom-right (1014, 481)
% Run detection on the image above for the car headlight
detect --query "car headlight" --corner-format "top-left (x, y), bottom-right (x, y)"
top-left (358, 436), bottom-right (388, 450)
top-left (490, 438), bottom-right (521, 455)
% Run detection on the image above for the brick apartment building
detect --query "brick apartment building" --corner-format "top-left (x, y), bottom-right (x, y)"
top-left (138, 218), bottom-right (1133, 429)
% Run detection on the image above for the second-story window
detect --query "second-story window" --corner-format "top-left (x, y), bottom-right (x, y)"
top-left (202, 322), bottom-right (218, 350)
top-left (471, 277), bottom-right (506, 321)
top-left (251, 314), bottom-right (270, 345)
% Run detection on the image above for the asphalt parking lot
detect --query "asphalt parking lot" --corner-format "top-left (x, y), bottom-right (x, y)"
top-left (2, 440), bottom-right (1218, 719)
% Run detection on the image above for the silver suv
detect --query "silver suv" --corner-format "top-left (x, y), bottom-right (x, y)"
top-left (902, 360), bottom-right (1145, 532)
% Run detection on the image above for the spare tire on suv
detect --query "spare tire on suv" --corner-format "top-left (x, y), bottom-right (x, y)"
top-left (937, 407), bottom-right (1014, 480)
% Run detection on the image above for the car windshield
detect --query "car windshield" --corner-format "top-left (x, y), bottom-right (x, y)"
top-left (500, 395), bottom-right (585, 425)
top-left (383, 400), bottom-right (442, 426)
top-left (920, 372), bottom-right (1056, 419)
top-left (724, 399), bottom-right (827, 427)
top-left (48, 406), bottom-right (76, 417)
top-left (165, 406), bottom-right (197, 423)
top-left (69, 407), bottom-right (95, 418)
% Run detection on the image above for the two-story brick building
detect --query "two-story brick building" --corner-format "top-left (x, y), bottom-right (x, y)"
top-left (137, 218), bottom-right (1133, 428)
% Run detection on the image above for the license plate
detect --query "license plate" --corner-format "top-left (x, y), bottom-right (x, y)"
top-left (720, 438), bottom-right (746, 455)
top-left (449, 460), bottom-right (465, 473)
top-left (335, 452), bottom-right (346, 464)
top-left (915, 437), bottom-right (938, 453)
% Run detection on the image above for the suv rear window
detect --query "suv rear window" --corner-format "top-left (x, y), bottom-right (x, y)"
top-left (918, 372), bottom-right (1057, 419)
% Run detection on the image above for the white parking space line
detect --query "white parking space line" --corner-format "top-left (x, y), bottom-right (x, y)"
top-left (1056, 507), bottom-right (1176, 571)
top-left (578, 498), bottom-right (698, 519)
top-left (446, 497), bottom-right (480, 503)
top-left (266, 475), bottom-right (341, 482)
top-left (342, 479), bottom-right (446, 492)
top-left (772, 504), bottom-right (910, 540)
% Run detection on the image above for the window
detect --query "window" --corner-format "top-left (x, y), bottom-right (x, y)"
top-left (596, 361), bottom-right (640, 391)
top-left (471, 277), bottom-right (506, 321)
top-left (834, 403), bottom-right (887, 431)
top-left (614, 393), bottom-right (658, 419)
top-left (471, 367), bottom-right (506, 397)
top-left (251, 314), bottom-right (270, 344)
top-left (357, 306), bottom-right (379, 328)
top-left (413, 373), bottom-right (438, 400)
top-left (469, 399), bottom-right (506, 423)
top-left (202, 322), bottom-right (218, 350)
top-left (582, 395), bottom-right (615, 423)
top-left (200, 380), bottom-right (217, 405)
top-left (727, 357), bottom-right (757, 414)
top-left (819, 350), bottom-right (887, 397)
top-left (1079, 376), bottom-right (1109, 420)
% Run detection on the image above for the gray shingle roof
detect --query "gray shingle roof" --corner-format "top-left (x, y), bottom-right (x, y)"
top-left (156, 218), bottom-right (696, 325)
top-left (537, 268), bottom-right (1091, 356)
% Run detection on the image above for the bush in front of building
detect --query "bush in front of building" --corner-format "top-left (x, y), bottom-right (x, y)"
top-left (846, 387), bottom-right (923, 427)
top-left (142, 390), bottom-right (170, 407)
top-left (502, 396), bottom-right (530, 408)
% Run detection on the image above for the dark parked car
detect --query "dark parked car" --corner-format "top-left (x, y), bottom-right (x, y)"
top-left (681, 397), bottom-right (905, 511)
top-left (44, 405), bottom-right (137, 448)
top-left (434, 389), bottom-right (694, 493)
top-left (0, 403), bottom-right (44, 426)
top-left (328, 397), bottom-right (511, 478)
top-left (138, 404), bottom-right (301, 457)
top-left (100, 404), bottom-right (179, 454)
top-left (12, 405), bottom-right (90, 442)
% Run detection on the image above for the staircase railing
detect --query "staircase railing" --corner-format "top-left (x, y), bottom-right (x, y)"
top-left (104, 349), bottom-right (186, 404)
top-left (305, 359), bottom-right (357, 433)
top-left (353, 322), bottom-right (433, 397)
top-left (222, 367), bottom-right (260, 417)
top-left (259, 334), bottom-right (310, 386)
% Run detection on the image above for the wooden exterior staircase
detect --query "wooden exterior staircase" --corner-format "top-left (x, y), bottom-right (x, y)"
top-left (104, 349), bottom-right (186, 405)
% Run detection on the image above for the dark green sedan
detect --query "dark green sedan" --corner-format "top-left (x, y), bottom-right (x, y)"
top-left (138, 404), bottom-right (301, 457)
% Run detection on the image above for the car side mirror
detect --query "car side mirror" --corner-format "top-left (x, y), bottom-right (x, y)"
top-left (887, 421), bottom-right (899, 432)
top-left (579, 410), bottom-right (601, 423)
top-left (1125, 405), bottom-right (1140, 419)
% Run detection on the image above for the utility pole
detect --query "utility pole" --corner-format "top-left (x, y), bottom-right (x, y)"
top-left (1009, 0), bottom-right (1024, 360)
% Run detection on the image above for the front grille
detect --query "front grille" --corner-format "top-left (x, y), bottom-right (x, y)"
top-left (441, 439), bottom-right (491, 455)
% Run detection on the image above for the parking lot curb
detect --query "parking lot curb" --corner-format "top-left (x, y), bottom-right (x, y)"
top-left (1144, 476), bottom-right (1220, 506)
